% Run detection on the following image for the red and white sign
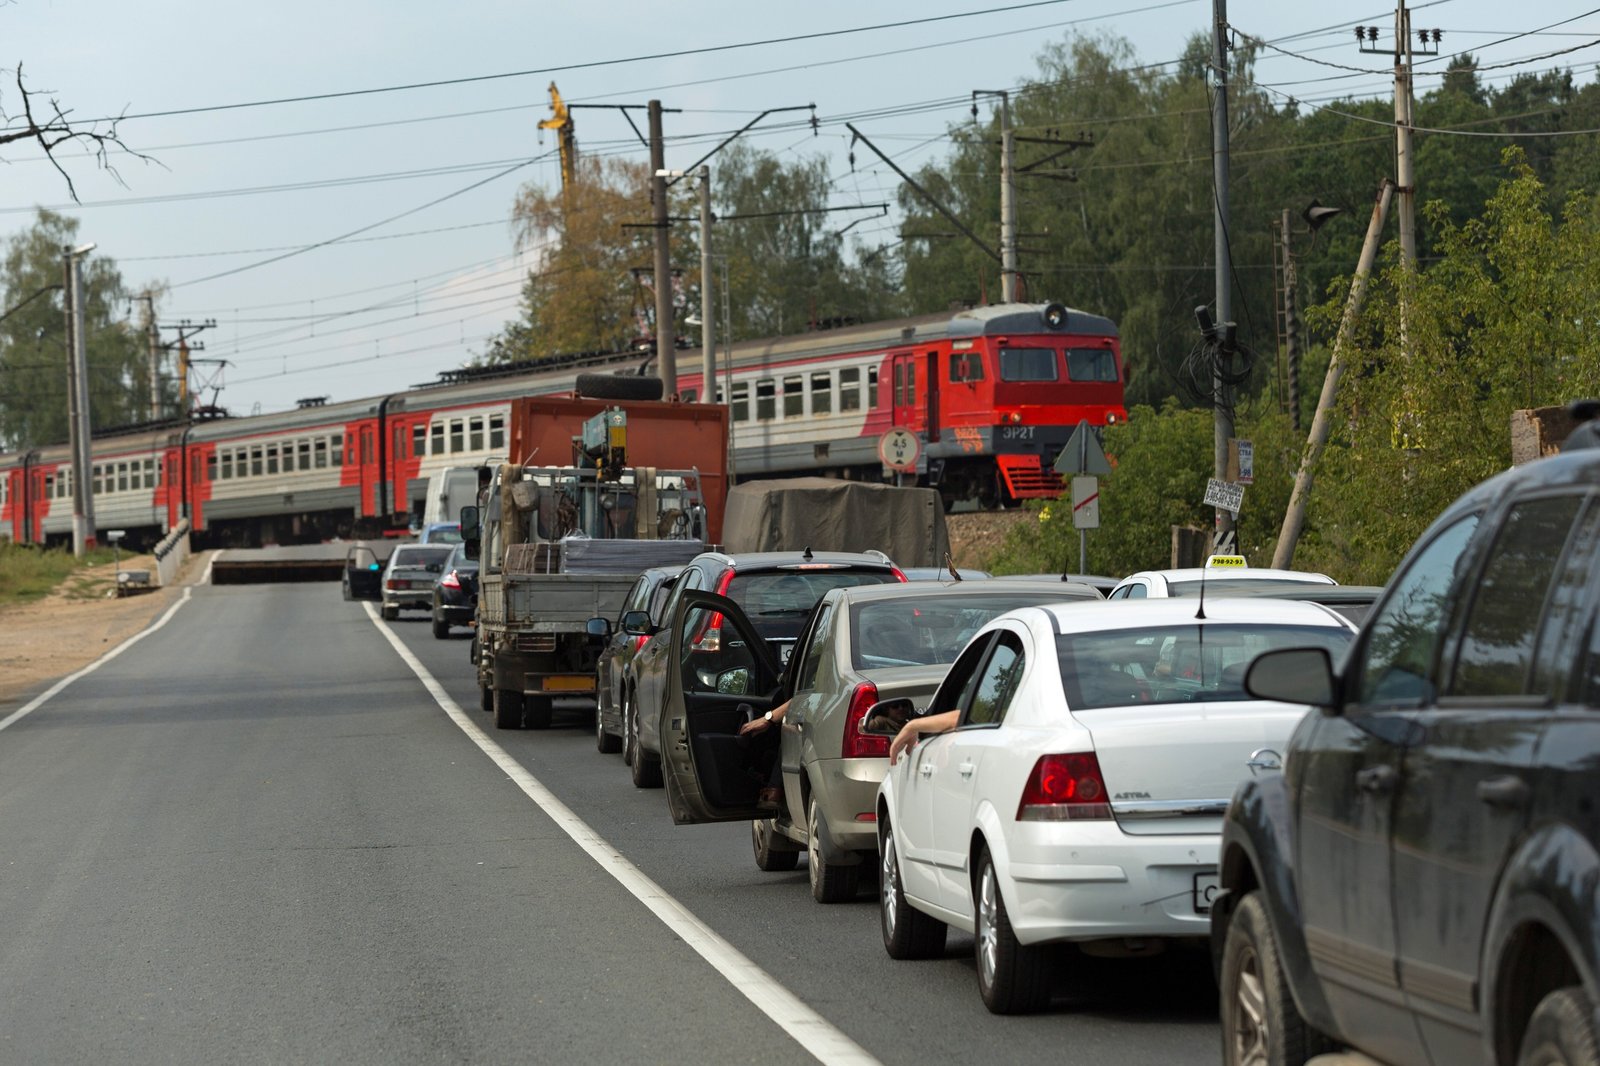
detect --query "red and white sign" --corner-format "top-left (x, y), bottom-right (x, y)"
top-left (878, 428), bottom-right (921, 473)
top-left (1071, 476), bottom-right (1100, 530)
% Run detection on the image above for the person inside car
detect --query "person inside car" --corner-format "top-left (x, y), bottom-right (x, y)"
top-left (887, 710), bottom-right (958, 765)
top-left (738, 700), bottom-right (789, 810)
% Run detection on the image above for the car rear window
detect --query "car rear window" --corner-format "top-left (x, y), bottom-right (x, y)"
top-left (394, 546), bottom-right (454, 569)
top-left (728, 569), bottom-right (899, 638)
top-left (851, 595), bottom-right (1082, 670)
top-left (1056, 623), bottom-right (1353, 710)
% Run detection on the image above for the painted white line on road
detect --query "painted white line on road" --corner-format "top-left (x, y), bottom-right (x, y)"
top-left (365, 603), bottom-right (882, 1066)
top-left (0, 588), bottom-right (193, 736)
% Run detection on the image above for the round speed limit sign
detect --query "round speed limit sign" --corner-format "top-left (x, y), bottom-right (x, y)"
top-left (878, 428), bottom-right (921, 473)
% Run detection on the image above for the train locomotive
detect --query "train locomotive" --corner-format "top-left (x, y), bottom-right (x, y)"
top-left (0, 301), bottom-right (1126, 549)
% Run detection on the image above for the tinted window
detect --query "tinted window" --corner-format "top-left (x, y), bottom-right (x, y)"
top-left (1058, 623), bottom-right (1353, 710)
top-left (999, 347), bottom-right (1059, 382)
top-left (1450, 496), bottom-right (1584, 698)
top-left (966, 637), bottom-right (1024, 725)
top-left (1534, 501), bottom-right (1600, 701)
top-left (727, 569), bottom-right (899, 639)
top-left (1355, 514), bottom-right (1481, 707)
top-left (1066, 347), bottom-right (1118, 383)
top-left (851, 595), bottom-right (1062, 670)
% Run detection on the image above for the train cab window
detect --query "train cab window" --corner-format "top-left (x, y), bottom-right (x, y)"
top-left (1066, 347), bottom-right (1119, 383)
top-left (469, 417), bottom-right (484, 451)
top-left (783, 375), bottom-right (804, 417)
top-left (412, 424), bottom-right (426, 458)
top-left (430, 422), bottom-right (444, 456)
top-left (731, 382), bottom-right (750, 422)
top-left (811, 371), bottom-right (832, 415)
top-left (950, 352), bottom-right (985, 383)
top-left (999, 347), bottom-right (1060, 382)
top-left (840, 368), bottom-right (861, 412)
top-left (251, 447), bottom-right (264, 477)
top-left (868, 366), bottom-right (880, 409)
top-left (489, 415), bottom-right (506, 450)
top-left (450, 419), bottom-right (465, 453)
top-left (756, 379), bottom-right (776, 421)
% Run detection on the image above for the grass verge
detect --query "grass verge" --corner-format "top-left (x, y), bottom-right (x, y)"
top-left (0, 543), bottom-right (120, 608)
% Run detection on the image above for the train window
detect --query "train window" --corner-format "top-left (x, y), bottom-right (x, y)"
top-left (145, 459), bottom-right (156, 486)
top-left (907, 361), bottom-right (916, 401)
top-left (221, 452), bottom-right (233, 480)
top-left (681, 389), bottom-right (697, 403)
top-left (45, 474), bottom-right (55, 499)
top-left (783, 375), bottom-right (804, 417)
top-left (893, 363), bottom-right (904, 407)
top-left (299, 440), bottom-right (311, 471)
top-left (251, 447), bottom-right (264, 477)
top-left (839, 367), bottom-right (861, 412)
top-left (412, 424), bottom-right (426, 458)
top-left (732, 382), bottom-right (750, 422)
top-left (270, 446), bottom-right (283, 476)
top-left (118, 464), bottom-right (129, 492)
top-left (489, 415), bottom-right (506, 450)
top-left (949, 353), bottom-right (985, 383)
top-left (1066, 347), bottom-right (1119, 383)
top-left (469, 417), bottom-right (484, 452)
top-left (811, 372), bottom-right (832, 415)
top-left (315, 440), bottom-right (328, 469)
top-left (756, 379), bottom-right (776, 421)
top-left (205, 455), bottom-right (217, 484)
top-left (430, 422), bottom-right (444, 456)
top-left (999, 347), bottom-right (1060, 382)
top-left (332, 437), bottom-right (343, 468)
top-left (868, 366), bottom-right (880, 409)
top-left (450, 419), bottom-right (465, 453)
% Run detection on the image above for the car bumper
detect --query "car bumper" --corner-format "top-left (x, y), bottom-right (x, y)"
top-left (1002, 825), bottom-right (1219, 945)
top-left (382, 590), bottom-right (434, 609)
top-left (809, 757), bottom-right (888, 854)
top-left (433, 601), bottom-right (475, 623)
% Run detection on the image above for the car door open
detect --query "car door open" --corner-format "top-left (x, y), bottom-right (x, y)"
top-left (663, 590), bottom-right (785, 824)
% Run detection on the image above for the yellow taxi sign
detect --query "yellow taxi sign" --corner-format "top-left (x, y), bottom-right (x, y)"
top-left (1205, 554), bottom-right (1248, 569)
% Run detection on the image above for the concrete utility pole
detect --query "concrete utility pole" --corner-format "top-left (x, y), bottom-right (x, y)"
top-left (1281, 209), bottom-right (1301, 431)
top-left (140, 292), bottom-right (160, 420)
top-left (648, 100), bottom-right (676, 398)
top-left (698, 165), bottom-right (714, 404)
top-left (1210, 0), bottom-right (1234, 544)
top-left (1394, 0), bottom-right (1417, 268)
top-left (64, 243), bottom-right (97, 556)
top-left (1273, 180), bottom-right (1395, 570)
top-left (998, 92), bottom-right (1018, 303)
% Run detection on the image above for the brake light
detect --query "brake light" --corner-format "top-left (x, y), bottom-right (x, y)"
top-left (692, 569), bottom-right (738, 652)
top-left (385, 579), bottom-right (405, 590)
top-left (841, 682), bottom-right (888, 759)
top-left (1017, 752), bottom-right (1112, 821)
top-left (440, 570), bottom-right (462, 590)
top-left (890, 566), bottom-right (908, 583)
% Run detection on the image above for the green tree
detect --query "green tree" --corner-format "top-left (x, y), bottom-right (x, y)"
top-left (0, 210), bottom-right (160, 448)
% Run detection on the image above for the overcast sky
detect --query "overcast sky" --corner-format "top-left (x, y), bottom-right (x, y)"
top-left (7, 0), bottom-right (1595, 417)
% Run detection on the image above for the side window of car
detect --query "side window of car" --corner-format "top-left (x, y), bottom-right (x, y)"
top-left (1108, 585), bottom-right (1128, 600)
top-left (619, 577), bottom-right (649, 621)
top-left (928, 634), bottom-right (997, 716)
top-left (648, 577), bottom-right (675, 626)
top-left (1449, 495), bottom-right (1587, 699)
top-left (1126, 583), bottom-right (1148, 599)
top-left (660, 567), bottom-right (706, 628)
top-left (1354, 513), bottom-right (1482, 707)
top-left (794, 603), bottom-right (834, 694)
top-left (1531, 500), bottom-right (1600, 702)
top-left (963, 633), bottom-right (1025, 726)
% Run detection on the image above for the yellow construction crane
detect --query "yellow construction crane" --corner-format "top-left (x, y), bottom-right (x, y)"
top-left (539, 82), bottom-right (577, 192)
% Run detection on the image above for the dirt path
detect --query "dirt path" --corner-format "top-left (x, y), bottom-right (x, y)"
top-left (0, 551), bottom-right (212, 709)
top-left (946, 509), bottom-right (1032, 571)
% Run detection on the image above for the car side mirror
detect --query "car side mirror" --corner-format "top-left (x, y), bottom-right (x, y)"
top-left (621, 610), bottom-right (652, 636)
top-left (459, 505), bottom-right (481, 560)
top-left (716, 668), bottom-right (751, 695)
top-left (860, 697), bottom-right (917, 737)
top-left (586, 616), bottom-right (611, 639)
top-left (1245, 647), bottom-right (1337, 711)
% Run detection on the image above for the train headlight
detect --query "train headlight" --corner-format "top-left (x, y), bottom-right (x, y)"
top-left (1106, 413), bottom-right (1119, 424)
top-left (1010, 411), bottom-right (1023, 424)
top-left (1042, 303), bottom-right (1068, 329)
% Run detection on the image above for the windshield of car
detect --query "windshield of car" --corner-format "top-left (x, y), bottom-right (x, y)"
top-left (1163, 576), bottom-right (1329, 596)
top-left (729, 569), bottom-right (900, 639)
top-left (392, 546), bottom-right (454, 569)
top-left (851, 595), bottom-right (1067, 670)
top-left (1056, 623), bottom-right (1354, 710)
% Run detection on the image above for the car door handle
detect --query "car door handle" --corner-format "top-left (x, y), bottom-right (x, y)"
top-left (958, 762), bottom-right (976, 778)
top-left (1477, 775), bottom-right (1530, 810)
top-left (919, 763), bottom-right (934, 777)
top-left (1356, 765), bottom-right (1397, 794)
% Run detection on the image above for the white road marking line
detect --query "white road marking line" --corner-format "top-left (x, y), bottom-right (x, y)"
top-left (0, 588), bottom-right (193, 735)
top-left (365, 603), bottom-right (881, 1066)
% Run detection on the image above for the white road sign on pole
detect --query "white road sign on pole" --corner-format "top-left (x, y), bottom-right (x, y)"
top-left (1203, 477), bottom-right (1245, 516)
top-left (878, 427), bottom-right (921, 473)
top-left (1071, 476), bottom-right (1100, 529)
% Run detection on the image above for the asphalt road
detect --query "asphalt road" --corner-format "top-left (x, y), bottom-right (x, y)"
top-left (0, 580), bottom-right (1221, 1065)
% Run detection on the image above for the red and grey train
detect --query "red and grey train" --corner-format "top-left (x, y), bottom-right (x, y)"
top-left (0, 301), bottom-right (1126, 549)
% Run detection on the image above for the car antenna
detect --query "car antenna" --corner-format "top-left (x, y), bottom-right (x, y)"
top-left (803, 545), bottom-right (814, 561)
top-left (1195, 561), bottom-right (1209, 621)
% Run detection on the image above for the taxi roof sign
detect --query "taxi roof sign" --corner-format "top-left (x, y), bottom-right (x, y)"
top-left (1205, 554), bottom-right (1248, 568)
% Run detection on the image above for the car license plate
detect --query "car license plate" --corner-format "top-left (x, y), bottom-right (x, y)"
top-left (775, 641), bottom-right (796, 665)
top-left (543, 676), bottom-right (596, 692)
top-left (1193, 871), bottom-right (1220, 914)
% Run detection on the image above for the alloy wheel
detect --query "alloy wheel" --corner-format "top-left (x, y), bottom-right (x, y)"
top-left (881, 834), bottom-right (899, 940)
top-left (977, 863), bottom-right (1000, 991)
top-left (807, 800), bottom-right (822, 894)
top-left (1230, 945), bottom-right (1268, 1066)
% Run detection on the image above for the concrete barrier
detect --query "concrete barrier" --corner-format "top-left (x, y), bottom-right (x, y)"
top-left (153, 520), bottom-right (192, 587)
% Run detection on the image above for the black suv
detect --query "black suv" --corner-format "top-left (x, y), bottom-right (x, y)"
top-left (622, 550), bottom-right (905, 788)
top-left (1213, 447), bottom-right (1600, 1066)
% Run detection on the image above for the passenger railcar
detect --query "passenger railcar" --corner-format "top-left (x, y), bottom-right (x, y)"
top-left (0, 301), bottom-right (1125, 549)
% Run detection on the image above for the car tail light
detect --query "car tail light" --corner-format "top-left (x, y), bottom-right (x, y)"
top-left (890, 566), bottom-right (908, 583)
top-left (1017, 752), bottom-right (1112, 821)
top-left (385, 579), bottom-right (406, 590)
top-left (691, 569), bottom-right (738, 653)
top-left (440, 570), bottom-right (462, 590)
top-left (841, 682), bottom-right (888, 759)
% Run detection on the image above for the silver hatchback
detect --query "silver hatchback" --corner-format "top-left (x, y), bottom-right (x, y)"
top-left (379, 544), bottom-right (454, 621)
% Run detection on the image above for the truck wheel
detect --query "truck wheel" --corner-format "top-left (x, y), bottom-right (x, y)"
top-left (1221, 891), bottom-right (1336, 1066)
top-left (493, 687), bottom-right (524, 730)
top-left (524, 695), bottom-right (553, 730)
top-left (752, 819), bottom-right (800, 872)
top-left (479, 684), bottom-right (493, 713)
top-left (880, 820), bottom-right (945, 960)
top-left (808, 794), bottom-right (860, 903)
top-left (574, 372), bottom-right (664, 401)
top-left (596, 707), bottom-right (622, 754)
top-left (431, 615), bottom-right (450, 639)
top-left (1518, 987), bottom-right (1600, 1066)
top-left (975, 848), bottom-right (1050, 1014)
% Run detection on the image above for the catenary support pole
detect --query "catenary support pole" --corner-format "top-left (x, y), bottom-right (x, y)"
top-left (699, 165), bottom-right (714, 404)
top-left (1272, 179), bottom-right (1395, 570)
top-left (999, 92), bottom-right (1018, 303)
top-left (1211, 0), bottom-right (1234, 544)
top-left (142, 293), bottom-right (161, 421)
top-left (649, 100), bottom-right (676, 398)
top-left (1394, 0), bottom-right (1417, 268)
top-left (63, 249), bottom-right (83, 555)
top-left (66, 246), bottom-right (97, 555)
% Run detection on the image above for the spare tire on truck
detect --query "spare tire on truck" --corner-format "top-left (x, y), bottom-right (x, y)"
top-left (574, 372), bottom-right (665, 401)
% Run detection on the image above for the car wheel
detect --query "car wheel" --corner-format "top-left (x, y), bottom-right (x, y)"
top-left (752, 818), bottom-right (800, 872)
top-left (596, 704), bottom-right (622, 754)
top-left (492, 687), bottom-right (524, 730)
top-left (381, 604), bottom-right (398, 621)
top-left (622, 691), bottom-right (637, 767)
top-left (431, 615), bottom-right (450, 639)
top-left (1517, 987), bottom-right (1600, 1066)
top-left (879, 821), bottom-right (945, 960)
top-left (975, 848), bottom-right (1050, 1014)
top-left (629, 696), bottom-right (663, 789)
top-left (808, 793), bottom-right (860, 904)
top-left (1221, 891), bottom-right (1336, 1066)
top-left (524, 695), bottom-right (553, 730)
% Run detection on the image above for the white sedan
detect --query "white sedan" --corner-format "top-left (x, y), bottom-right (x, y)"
top-left (1107, 558), bottom-right (1334, 600)
top-left (871, 597), bottom-right (1356, 1014)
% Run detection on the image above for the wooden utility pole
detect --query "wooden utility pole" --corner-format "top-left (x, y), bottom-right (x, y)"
top-left (1210, 0), bottom-right (1234, 545)
top-left (648, 100), bottom-right (676, 398)
top-left (139, 292), bottom-right (160, 420)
